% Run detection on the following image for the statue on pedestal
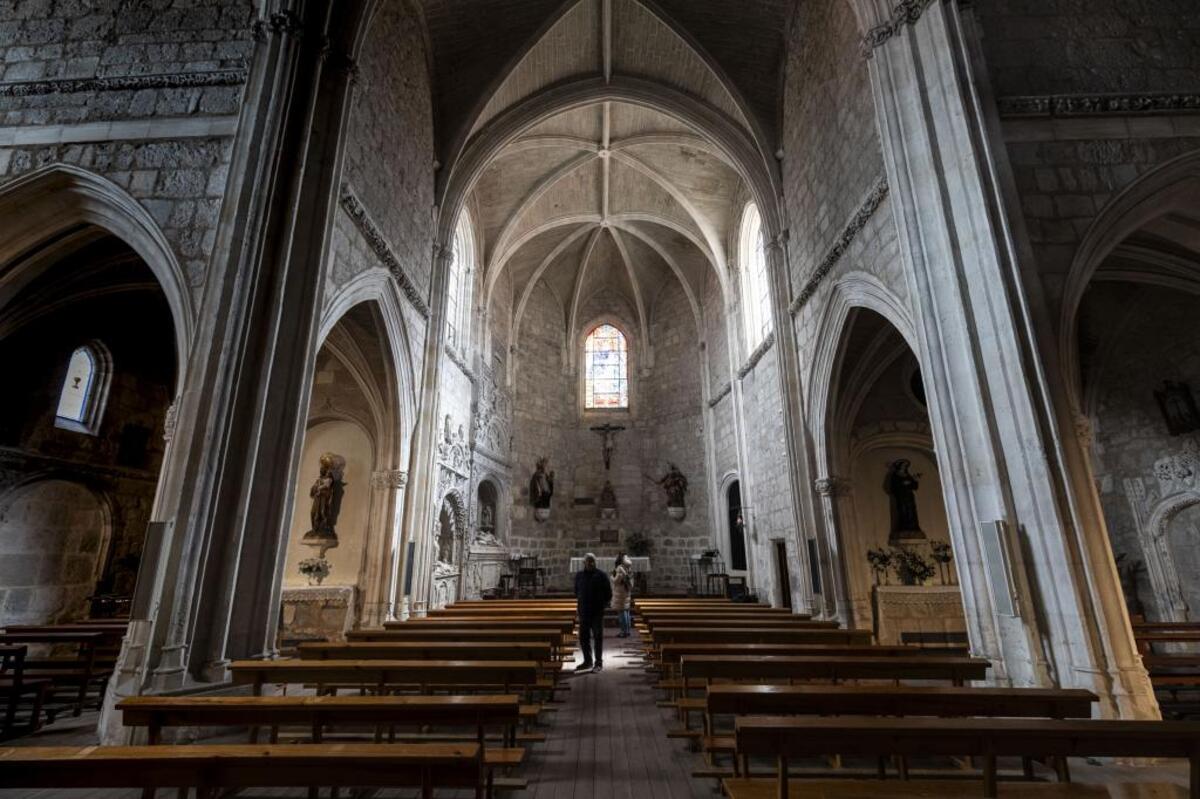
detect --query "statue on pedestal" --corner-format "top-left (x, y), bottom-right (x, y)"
top-left (885, 459), bottom-right (925, 543)
top-left (303, 452), bottom-right (346, 557)
top-left (529, 457), bottom-right (554, 521)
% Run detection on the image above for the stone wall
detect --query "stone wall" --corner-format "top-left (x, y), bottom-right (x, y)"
top-left (507, 279), bottom-right (712, 592)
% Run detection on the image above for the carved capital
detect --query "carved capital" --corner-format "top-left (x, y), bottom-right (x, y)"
top-left (1073, 413), bottom-right (1095, 448)
top-left (372, 469), bottom-right (408, 490)
top-left (254, 10), bottom-right (306, 42)
top-left (860, 0), bottom-right (937, 58)
top-left (814, 476), bottom-right (851, 497)
top-left (162, 401), bottom-right (179, 443)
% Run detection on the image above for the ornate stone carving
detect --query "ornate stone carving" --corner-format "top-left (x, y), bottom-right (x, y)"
top-left (162, 402), bottom-right (179, 443)
top-left (814, 476), bottom-right (851, 497)
top-left (437, 415), bottom-right (471, 474)
top-left (339, 187), bottom-right (430, 318)
top-left (737, 332), bottom-right (775, 379)
top-left (445, 345), bottom-right (476, 384)
top-left (1153, 439), bottom-right (1200, 496)
top-left (860, 0), bottom-right (938, 58)
top-left (473, 372), bottom-right (512, 457)
top-left (998, 93), bottom-right (1200, 118)
top-left (1073, 413), bottom-right (1095, 448)
top-left (789, 178), bottom-right (889, 316)
top-left (0, 69), bottom-right (249, 98)
top-left (371, 469), bottom-right (407, 490)
top-left (253, 10), bottom-right (306, 41)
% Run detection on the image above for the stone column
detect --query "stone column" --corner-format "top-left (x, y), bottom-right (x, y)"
top-left (858, 0), bottom-right (1155, 716)
top-left (366, 468), bottom-right (407, 626)
top-left (813, 475), bottom-right (854, 624)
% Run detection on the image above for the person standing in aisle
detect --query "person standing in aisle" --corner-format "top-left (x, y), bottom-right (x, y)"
top-left (574, 553), bottom-right (612, 672)
top-left (611, 553), bottom-right (633, 638)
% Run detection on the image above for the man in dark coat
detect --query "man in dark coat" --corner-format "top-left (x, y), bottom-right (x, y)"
top-left (574, 552), bottom-right (612, 673)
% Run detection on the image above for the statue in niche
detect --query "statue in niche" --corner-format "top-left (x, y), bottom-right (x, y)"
top-left (303, 452), bottom-right (346, 556)
top-left (599, 480), bottom-right (618, 520)
top-left (480, 503), bottom-right (494, 531)
top-left (436, 499), bottom-right (456, 565)
top-left (529, 457), bottom-right (555, 520)
top-left (649, 464), bottom-right (688, 519)
top-left (884, 459), bottom-right (925, 543)
top-left (1155, 380), bottom-right (1200, 436)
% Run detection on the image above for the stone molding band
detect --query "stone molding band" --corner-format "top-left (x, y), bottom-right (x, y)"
top-left (339, 186), bottom-right (431, 319)
top-left (0, 69), bottom-right (249, 98)
top-left (789, 177), bottom-right (889, 317)
top-left (861, 0), bottom-right (938, 58)
top-left (445, 344), bottom-right (477, 384)
top-left (707, 381), bottom-right (732, 409)
top-left (737, 331), bottom-right (775, 380)
top-left (998, 93), bottom-right (1200, 118)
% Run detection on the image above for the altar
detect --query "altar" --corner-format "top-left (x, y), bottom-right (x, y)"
top-left (568, 555), bottom-right (651, 574)
top-left (872, 584), bottom-right (967, 646)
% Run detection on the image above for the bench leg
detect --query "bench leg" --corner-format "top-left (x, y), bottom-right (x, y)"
top-left (777, 756), bottom-right (789, 799)
top-left (983, 754), bottom-right (997, 798)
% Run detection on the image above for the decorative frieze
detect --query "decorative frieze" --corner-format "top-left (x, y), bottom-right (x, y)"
top-left (707, 381), bottom-right (732, 409)
top-left (861, 0), bottom-right (937, 58)
top-left (371, 469), bottom-right (408, 490)
top-left (445, 345), bottom-right (476, 384)
top-left (0, 69), bottom-right (248, 98)
top-left (339, 186), bottom-right (431, 319)
top-left (737, 332), bottom-right (775, 379)
top-left (789, 178), bottom-right (889, 317)
top-left (998, 93), bottom-right (1200, 119)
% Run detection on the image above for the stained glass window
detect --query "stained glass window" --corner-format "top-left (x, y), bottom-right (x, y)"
top-left (446, 213), bottom-right (475, 351)
top-left (738, 203), bottom-right (772, 350)
top-left (55, 342), bottom-right (110, 434)
top-left (584, 324), bottom-right (628, 410)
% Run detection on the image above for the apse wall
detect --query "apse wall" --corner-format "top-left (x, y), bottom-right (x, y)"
top-left (508, 279), bottom-right (712, 592)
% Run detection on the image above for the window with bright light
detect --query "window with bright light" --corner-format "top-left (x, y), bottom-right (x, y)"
top-left (738, 203), bottom-right (772, 350)
top-left (584, 324), bottom-right (628, 410)
top-left (446, 213), bottom-right (475, 351)
top-left (55, 342), bottom-right (110, 434)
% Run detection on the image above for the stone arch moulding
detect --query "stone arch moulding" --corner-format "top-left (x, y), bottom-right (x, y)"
top-left (472, 472), bottom-right (507, 545)
top-left (1059, 150), bottom-right (1200, 411)
top-left (806, 272), bottom-right (917, 473)
top-left (1137, 489), bottom-right (1200, 622)
top-left (0, 164), bottom-right (195, 387)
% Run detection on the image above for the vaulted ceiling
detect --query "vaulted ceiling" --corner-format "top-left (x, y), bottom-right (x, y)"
top-left (432, 0), bottom-right (775, 361)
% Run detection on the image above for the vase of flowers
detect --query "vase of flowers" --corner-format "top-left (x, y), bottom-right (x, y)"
top-left (867, 548), bottom-right (892, 586)
top-left (299, 557), bottom-right (331, 586)
top-left (892, 548), bottom-right (935, 586)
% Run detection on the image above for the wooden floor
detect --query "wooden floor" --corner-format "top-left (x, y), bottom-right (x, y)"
top-left (0, 627), bottom-right (1191, 798)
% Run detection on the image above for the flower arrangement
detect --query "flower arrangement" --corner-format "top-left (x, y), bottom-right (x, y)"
top-left (298, 557), bottom-right (331, 586)
top-left (892, 548), bottom-right (936, 586)
top-left (625, 531), bottom-right (653, 557)
top-left (867, 548), bottom-right (893, 585)
top-left (930, 540), bottom-right (955, 585)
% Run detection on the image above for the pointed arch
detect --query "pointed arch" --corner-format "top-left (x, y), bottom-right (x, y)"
top-left (0, 164), bottom-right (194, 382)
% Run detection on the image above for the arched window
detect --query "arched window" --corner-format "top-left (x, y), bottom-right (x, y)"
top-left (584, 324), bottom-right (629, 410)
top-left (446, 212), bottom-right (476, 352)
top-left (55, 342), bottom-right (111, 434)
top-left (738, 203), bottom-right (772, 350)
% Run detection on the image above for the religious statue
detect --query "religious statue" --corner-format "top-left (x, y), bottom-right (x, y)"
top-left (529, 457), bottom-right (554, 519)
top-left (590, 424), bottom-right (625, 471)
top-left (649, 463), bottom-right (688, 510)
top-left (599, 480), bottom-right (618, 520)
top-left (1155, 380), bottom-right (1200, 436)
top-left (303, 452), bottom-right (346, 555)
top-left (884, 459), bottom-right (925, 543)
top-left (479, 503), bottom-right (494, 531)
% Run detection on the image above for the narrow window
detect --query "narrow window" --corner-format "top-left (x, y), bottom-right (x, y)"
top-left (447, 213), bottom-right (476, 351)
top-left (55, 342), bottom-right (110, 434)
top-left (738, 203), bottom-right (773, 350)
top-left (584, 324), bottom-right (629, 410)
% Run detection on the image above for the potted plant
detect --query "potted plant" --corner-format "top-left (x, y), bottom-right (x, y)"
top-left (867, 548), bottom-right (893, 585)
top-left (298, 557), bottom-right (332, 586)
top-left (891, 548), bottom-right (935, 587)
top-left (625, 531), bottom-right (653, 558)
top-left (930, 540), bottom-right (955, 585)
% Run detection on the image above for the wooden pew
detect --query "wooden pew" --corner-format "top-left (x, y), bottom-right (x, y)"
top-left (230, 659), bottom-right (543, 699)
top-left (651, 628), bottom-right (873, 647)
top-left (299, 641), bottom-right (553, 663)
top-left (0, 645), bottom-right (49, 739)
top-left (0, 742), bottom-right (485, 798)
top-left (348, 628), bottom-right (570, 661)
top-left (642, 619), bottom-right (840, 633)
top-left (678, 654), bottom-right (990, 688)
top-left (120, 695), bottom-right (526, 797)
top-left (700, 685), bottom-right (1095, 773)
top-left (654, 643), bottom-right (935, 685)
top-left (725, 716), bottom-right (1200, 799)
top-left (387, 618), bottom-right (574, 631)
top-left (1135, 631), bottom-right (1200, 655)
top-left (0, 630), bottom-right (105, 717)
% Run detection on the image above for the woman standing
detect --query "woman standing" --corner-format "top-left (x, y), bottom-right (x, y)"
top-left (612, 553), bottom-right (634, 638)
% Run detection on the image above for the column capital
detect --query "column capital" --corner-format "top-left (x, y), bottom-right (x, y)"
top-left (814, 476), bottom-right (852, 497)
top-left (372, 469), bottom-right (409, 490)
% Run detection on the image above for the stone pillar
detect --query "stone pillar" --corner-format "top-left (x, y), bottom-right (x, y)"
top-left (813, 475), bottom-right (854, 623)
top-left (858, 0), bottom-right (1156, 716)
top-left (396, 244), bottom-right (456, 617)
top-left (366, 468), bottom-right (407, 626)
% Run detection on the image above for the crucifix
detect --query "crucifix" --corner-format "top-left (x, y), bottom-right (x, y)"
top-left (590, 424), bottom-right (625, 471)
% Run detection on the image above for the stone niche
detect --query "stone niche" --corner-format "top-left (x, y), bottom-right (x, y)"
top-left (872, 584), bottom-right (967, 645)
top-left (278, 585), bottom-right (355, 646)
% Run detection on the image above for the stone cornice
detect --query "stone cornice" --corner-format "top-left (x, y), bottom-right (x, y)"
top-left (444, 345), bottom-right (476, 384)
top-left (0, 445), bottom-right (158, 483)
top-left (861, 0), bottom-right (937, 58)
top-left (473, 445), bottom-right (514, 471)
top-left (0, 69), bottom-right (248, 98)
top-left (789, 177), bottom-right (889, 317)
top-left (339, 186), bottom-right (431, 319)
top-left (998, 92), bottom-right (1200, 118)
top-left (707, 381), bottom-right (732, 409)
top-left (737, 332), bottom-right (775, 380)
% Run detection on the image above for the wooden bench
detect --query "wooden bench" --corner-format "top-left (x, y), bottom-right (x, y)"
top-left (1135, 632), bottom-right (1200, 655)
top-left (230, 659), bottom-right (544, 700)
top-left (699, 685), bottom-right (1095, 774)
top-left (726, 716), bottom-right (1200, 799)
top-left (387, 618), bottom-right (575, 633)
top-left (0, 742), bottom-right (485, 798)
top-left (348, 628), bottom-right (571, 661)
top-left (679, 654), bottom-right (990, 688)
top-left (1, 644), bottom-right (50, 739)
top-left (651, 628), bottom-right (873, 647)
top-left (900, 631), bottom-right (970, 650)
top-left (0, 630), bottom-right (106, 717)
top-left (653, 643), bottom-right (942, 684)
top-left (299, 641), bottom-right (554, 663)
top-left (642, 618), bottom-right (838, 630)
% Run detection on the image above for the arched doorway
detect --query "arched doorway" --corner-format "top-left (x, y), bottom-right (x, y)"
top-left (726, 479), bottom-right (748, 574)
top-left (821, 307), bottom-right (965, 643)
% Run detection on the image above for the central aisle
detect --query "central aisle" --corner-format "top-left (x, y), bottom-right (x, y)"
top-left (522, 629), bottom-right (711, 799)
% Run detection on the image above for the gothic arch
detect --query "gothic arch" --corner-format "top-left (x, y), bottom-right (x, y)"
top-left (0, 164), bottom-right (194, 385)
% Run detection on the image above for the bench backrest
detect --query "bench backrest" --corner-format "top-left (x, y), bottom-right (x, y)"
top-left (229, 659), bottom-right (542, 689)
top-left (297, 641), bottom-right (553, 662)
top-left (679, 655), bottom-right (990, 684)
top-left (658, 643), bottom-right (924, 663)
top-left (652, 628), bottom-right (872, 646)
top-left (349, 629), bottom-right (566, 646)
top-left (707, 685), bottom-right (1094, 718)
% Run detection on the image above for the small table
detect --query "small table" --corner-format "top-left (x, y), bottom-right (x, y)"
top-left (568, 556), bottom-right (651, 574)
